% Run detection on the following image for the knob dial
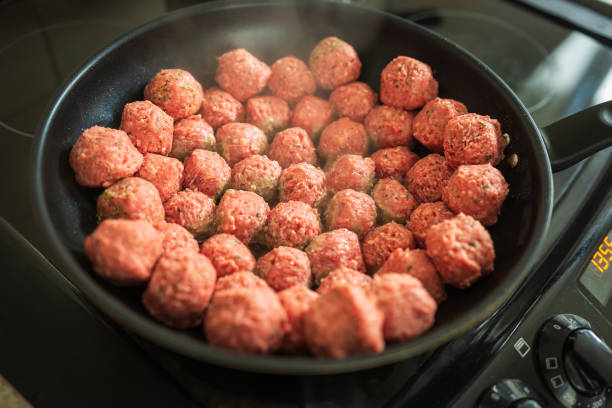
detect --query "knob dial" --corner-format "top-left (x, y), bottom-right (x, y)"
top-left (477, 379), bottom-right (543, 408)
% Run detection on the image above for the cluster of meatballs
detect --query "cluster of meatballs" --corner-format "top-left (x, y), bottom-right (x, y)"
top-left (70, 36), bottom-right (509, 358)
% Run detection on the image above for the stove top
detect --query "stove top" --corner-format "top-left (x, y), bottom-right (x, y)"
top-left (1, 1), bottom-right (611, 407)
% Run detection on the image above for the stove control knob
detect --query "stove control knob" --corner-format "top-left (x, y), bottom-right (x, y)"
top-left (536, 314), bottom-right (611, 408)
top-left (477, 379), bottom-right (543, 408)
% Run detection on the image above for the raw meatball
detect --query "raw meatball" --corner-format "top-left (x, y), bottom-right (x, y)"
top-left (380, 56), bottom-right (438, 110)
top-left (142, 249), bottom-right (216, 329)
top-left (303, 285), bottom-right (383, 358)
top-left (309, 36), bottom-right (361, 90)
top-left (230, 155), bottom-right (281, 202)
top-left (370, 146), bottom-right (419, 181)
top-left (278, 285), bottom-right (319, 352)
top-left (97, 177), bottom-right (164, 222)
top-left (413, 97), bottom-right (468, 153)
top-left (255, 246), bottom-right (312, 291)
top-left (199, 87), bottom-right (245, 129)
top-left (318, 118), bottom-right (368, 164)
top-left (442, 164), bottom-right (509, 226)
top-left (268, 127), bottom-right (317, 169)
top-left (215, 189), bottom-right (270, 244)
top-left (205, 286), bottom-right (287, 354)
top-left (170, 114), bottom-right (215, 160)
top-left (182, 149), bottom-right (231, 200)
top-left (267, 56), bottom-right (316, 105)
top-left (120, 100), bottom-right (173, 155)
top-left (215, 48), bottom-right (271, 102)
top-left (164, 189), bottom-right (216, 239)
top-left (69, 126), bottom-right (143, 188)
top-left (144, 69), bottom-right (204, 120)
top-left (291, 95), bottom-right (335, 141)
top-left (278, 163), bottom-right (327, 208)
top-left (407, 201), bottom-right (455, 248)
top-left (325, 154), bottom-right (375, 194)
top-left (426, 213), bottom-right (495, 289)
top-left (316, 267), bottom-right (372, 296)
top-left (443, 113), bottom-right (507, 167)
top-left (245, 95), bottom-right (291, 139)
top-left (200, 233), bottom-right (256, 278)
top-left (405, 154), bottom-right (453, 203)
top-left (364, 105), bottom-right (415, 149)
top-left (362, 222), bottom-right (416, 271)
top-left (305, 228), bottom-right (366, 283)
top-left (153, 221), bottom-right (199, 253)
top-left (325, 189), bottom-right (376, 239)
top-left (371, 178), bottom-right (418, 224)
top-left (214, 271), bottom-right (269, 294)
top-left (84, 219), bottom-right (163, 286)
top-left (370, 273), bottom-right (437, 341)
top-left (264, 201), bottom-right (321, 249)
top-left (377, 248), bottom-right (446, 303)
top-left (216, 122), bottom-right (268, 167)
top-left (136, 153), bottom-right (184, 202)
top-left (329, 81), bottom-right (377, 122)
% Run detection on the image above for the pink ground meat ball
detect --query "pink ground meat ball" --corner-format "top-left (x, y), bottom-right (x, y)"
top-left (303, 285), bottom-right (383, 358)
top-left (371, 178), bottom-right (419, 224)
top-left (309, 36), bottom-right (361, 90)
top-left (380, 56), bottom-right (438, 110)
top-left (267, 56), bottom-right (316, 105)
top-left (215, 48), bottom-right (271, 102)
top-left (144, 69), bottom-right (204, 120)
top-left (142, 249), bottom-right (216, 329)
top-left (216, 122), bottom-right (268, 167)
top-left (364, 105), bottom-right (415, 149)
top-left (362, 222), bottom-right (416, 272)
top-left (215, 189), bottom-right (270, 244)
top-left (136, 153), bottom-right (184, 202)
top-left (325, 154), bottom-right (375, 194)
top-left (377, 248), bottom-right (447, 303)
top-left (412, 97), bottom-right (468, 153)
top-left (170, 114), bottom-right (215, 160)
top-left (407, 201), bottom-right (456, 248)
top-left (443, 113), bottom-right (507, 167)
top-left (120, 100), bottom-right (174, 155)
top-left (69, 126), bottom-right (143, 188)
top-left (205, 286), bottom-right (288, 354)
top-left (84, 219), bottom-right (163, 286)
top-left (255, 246), bottom-right (312, 291)
top-left (370, 146), bottom-right (419, 181)
top-left (305, 228), bottom-right (366, 283)
top-left (214, 271), bottom-right (270, 294)
top-left (329, 81), bottom-right (377, 122)
top-left (264, 201), bottom-right (321, 249)
top-left (230, 155), bottom-right (282, 202)
top-left (291, 95), bottom-right (335, 141)
top-left (405, 153), bottom-right (454, 203)
top-left (370, 273), bottom-right (437, 341)
top-left (318, 117), bottom-right (368, 164)
top-left (199, 87), bottom-right (245, 129)
top-left (182, 149), bottom-right (231, 200)
top-left (278, 163), bottom-right (327, 208)
top-left (316, 267), bottom-right (372, 296)
top-left (97, 177), bottom-right (165, 222)
top-left (200, 233), bottom-right (256, 278)
top-left (325, 189), bottom-right (377, 239)
top-left (164, 189), bottom-right (216, 239)
top-left (278, 285), bottom-right (319, 352)
top-left (268, 127), bottom-right (317, 169)
top-left (426, 213), bottom-right (495, 289)
top-left (153, 221), bottom-right (199, 253)
top-left (442, 164), bottom-right (509, 226)
top-left (245, 95), bottom-right (291, 139)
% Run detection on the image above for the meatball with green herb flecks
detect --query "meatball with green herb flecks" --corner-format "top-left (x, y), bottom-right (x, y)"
top-left (200, 233), bottom-right (255, 278)
top-left (144, 69), bottom-right (204, 120)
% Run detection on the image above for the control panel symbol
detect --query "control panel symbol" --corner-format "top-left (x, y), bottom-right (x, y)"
top-left (514, 337), bottom-right (531, 357)
top-left (550, 375), bottom-right (564, 389)
top-left (545, 357), bottom-right (559, 369)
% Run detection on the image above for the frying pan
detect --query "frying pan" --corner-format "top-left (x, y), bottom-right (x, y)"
top-left (31, 1), bottom-right (612, 375)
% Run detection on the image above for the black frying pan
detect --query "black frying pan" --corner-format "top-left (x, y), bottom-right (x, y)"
top-left (31, 1), bottom-right (611, 375)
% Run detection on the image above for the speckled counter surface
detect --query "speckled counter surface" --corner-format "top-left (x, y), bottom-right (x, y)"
top-left (0, 376), bottom-right (31, 408)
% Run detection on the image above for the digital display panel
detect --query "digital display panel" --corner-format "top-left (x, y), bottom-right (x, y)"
top-left (579, 231), bottom-right (612, 306)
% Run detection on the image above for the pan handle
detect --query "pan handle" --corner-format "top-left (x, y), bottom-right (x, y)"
top-left (540, 100), bottom-right (612, 172)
